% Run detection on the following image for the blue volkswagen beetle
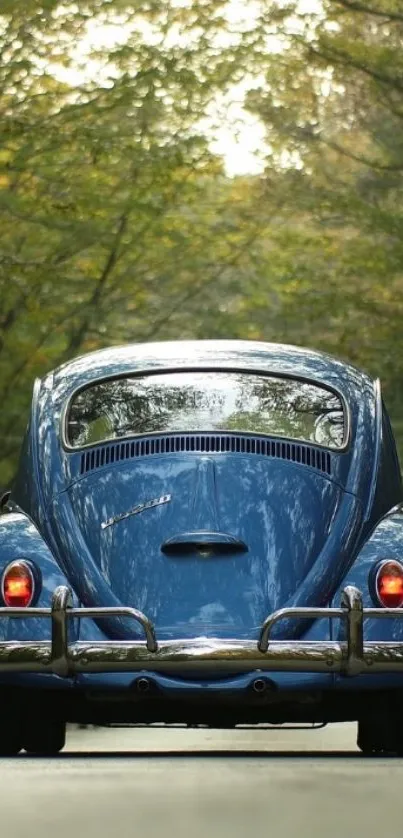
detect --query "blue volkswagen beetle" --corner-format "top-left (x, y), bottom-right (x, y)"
top-left (1, 339), bottom-right (403, 755)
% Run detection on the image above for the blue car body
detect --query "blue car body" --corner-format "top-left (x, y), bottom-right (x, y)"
top-left (1, 339), bottom-right (403, 729)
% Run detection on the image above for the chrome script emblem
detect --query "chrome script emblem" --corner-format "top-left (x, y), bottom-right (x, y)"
top-left (101, 494), bottom-right (171, 530)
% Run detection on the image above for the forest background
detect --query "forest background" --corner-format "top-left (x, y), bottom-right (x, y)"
top-left (1, 0), bottom-right (403, 489)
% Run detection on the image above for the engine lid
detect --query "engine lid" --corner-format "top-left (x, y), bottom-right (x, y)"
top-left (48, 452), bottom-right (362, 640)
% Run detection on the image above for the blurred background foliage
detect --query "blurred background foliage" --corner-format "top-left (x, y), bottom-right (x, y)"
top-left (1, 0), bottom-right (403, 488)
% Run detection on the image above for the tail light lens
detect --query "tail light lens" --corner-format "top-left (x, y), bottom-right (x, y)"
top-left (375, 560), bottom-right (403, 608)
top-left (1, 561), bottom-right (35, 607)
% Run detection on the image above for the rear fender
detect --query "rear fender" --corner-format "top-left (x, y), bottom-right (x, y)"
top-left (332, 508), bottom-right (403, 640)
top-left (0, 512), bottom-right (77, 641)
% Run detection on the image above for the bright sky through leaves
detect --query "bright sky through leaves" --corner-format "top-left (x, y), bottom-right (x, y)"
top-left (54, 0), bottom-right (321, 174)
top-left (53, 1), bottom-right (276, 175)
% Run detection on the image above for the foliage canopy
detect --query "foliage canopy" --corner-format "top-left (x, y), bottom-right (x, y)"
top-left (1, 0), bottom-right (403, 487)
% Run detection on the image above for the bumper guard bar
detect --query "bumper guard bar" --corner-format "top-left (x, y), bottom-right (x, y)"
top-left (0, 585), bottom-right (403, 678)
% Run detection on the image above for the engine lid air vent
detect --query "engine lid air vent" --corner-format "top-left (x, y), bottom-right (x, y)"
top-left (79, 433), bottom-right (332, 477)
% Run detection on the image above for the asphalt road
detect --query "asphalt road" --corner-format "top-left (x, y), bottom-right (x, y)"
top-left (1, 723), bottom-right (402, 838)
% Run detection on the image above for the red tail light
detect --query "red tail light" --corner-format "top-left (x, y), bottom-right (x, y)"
top-left (1, 561), bottom-right (35, 607)
top-left (375, 561), bottom-right (403, 608)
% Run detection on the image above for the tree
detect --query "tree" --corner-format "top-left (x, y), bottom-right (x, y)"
top-left (244, 0), bottom-right (403, 457)
top-left (0, 0), bottom-right (278, 487)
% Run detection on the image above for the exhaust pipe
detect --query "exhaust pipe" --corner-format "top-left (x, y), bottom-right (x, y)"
top-left (136, 677), bottom-right (151, 694)
top-left (252, 678), bottom-right (268, 694)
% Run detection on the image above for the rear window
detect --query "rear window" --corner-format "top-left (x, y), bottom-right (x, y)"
top-left (66, 371), bottom-right (346, 450)
top-left (66, 372), bottom-right (345, 449)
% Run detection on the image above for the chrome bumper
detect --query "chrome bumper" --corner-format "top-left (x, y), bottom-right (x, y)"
top-left (0, 585), bottom-right (403, 678)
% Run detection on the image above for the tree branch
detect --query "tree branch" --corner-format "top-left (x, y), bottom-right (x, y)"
top-left (60, 209), bottom-right (130, 360)
top-left (141, 198), bottom-right (285, 341)
top-left (334, 0), bottom-right (403, 23)
top-left (306, 41), bottom-right (403, 93)
top-left (313, 133), bottom-right (403, 172)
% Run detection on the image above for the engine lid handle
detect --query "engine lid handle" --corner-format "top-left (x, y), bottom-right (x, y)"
top-left (161, 531), bottom-right (248, 555)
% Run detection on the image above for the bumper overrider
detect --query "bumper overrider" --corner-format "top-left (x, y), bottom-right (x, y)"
top-left (0, 586), bottom-right (403, 679)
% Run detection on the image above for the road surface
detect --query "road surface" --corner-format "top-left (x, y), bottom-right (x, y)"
top-left (1, 724), bottom-right (401, 838)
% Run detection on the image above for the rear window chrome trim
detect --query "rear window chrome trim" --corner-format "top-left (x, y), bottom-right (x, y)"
top-left (61, 365), bottom-right (351, 454)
